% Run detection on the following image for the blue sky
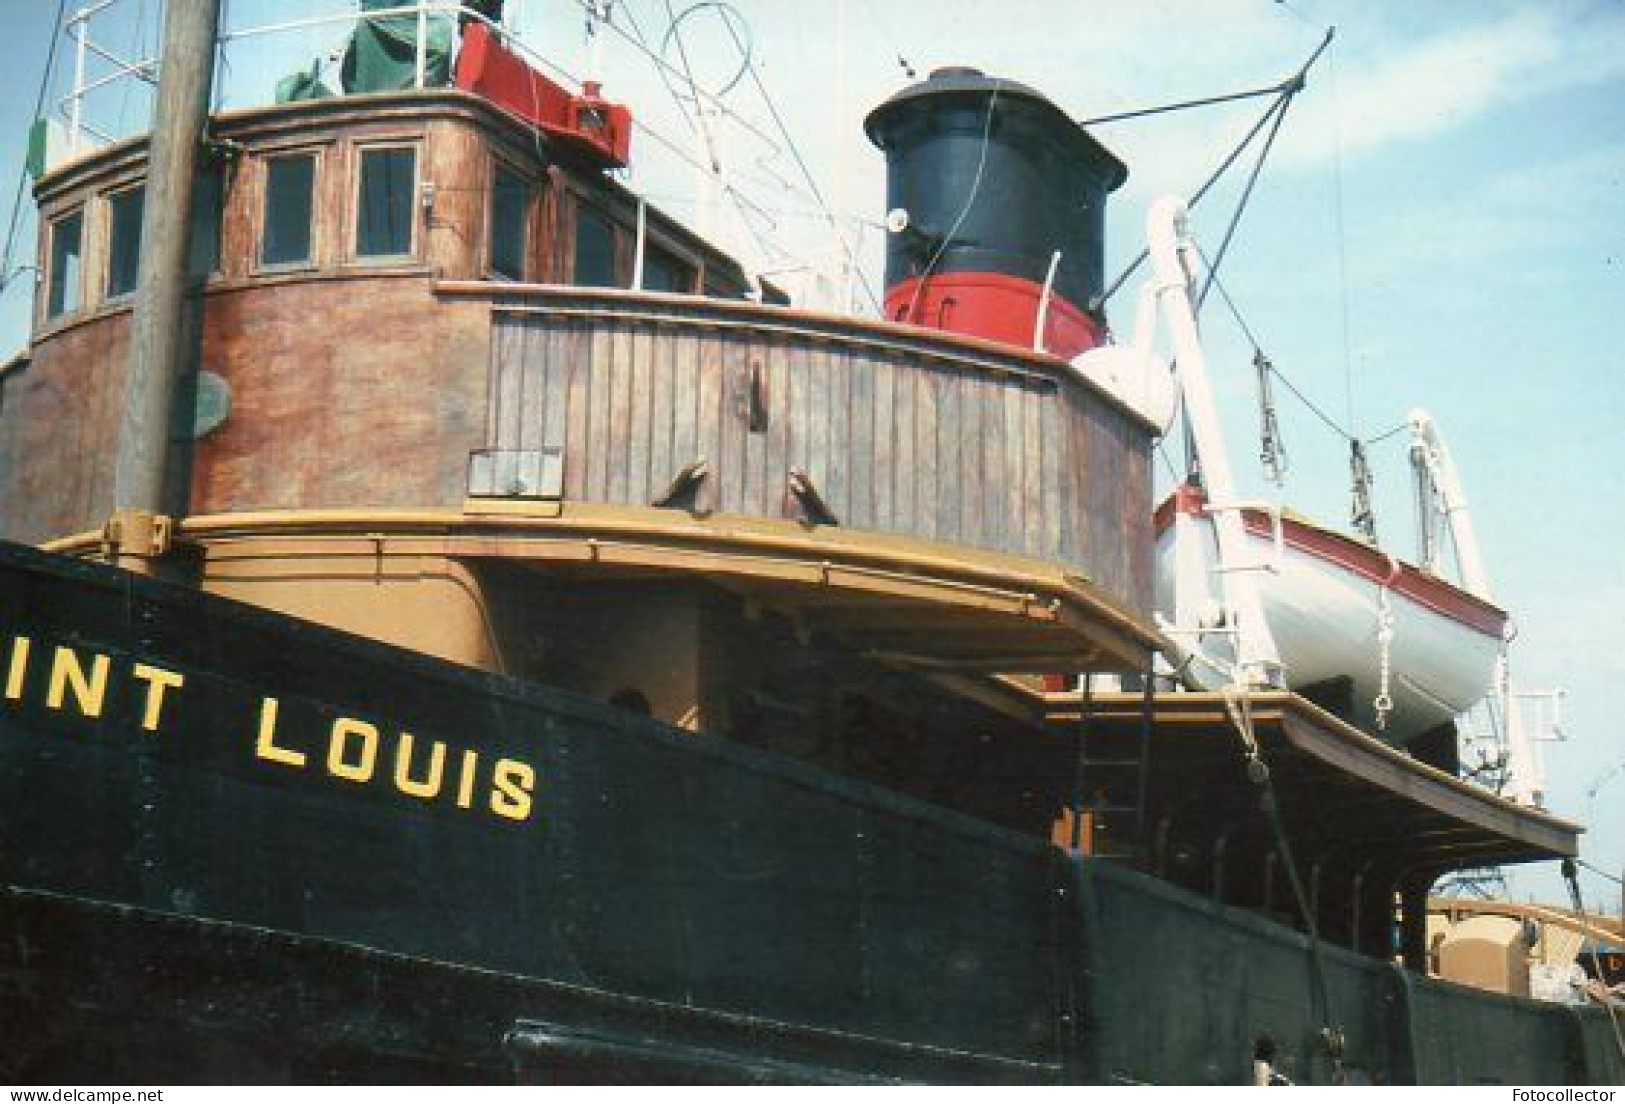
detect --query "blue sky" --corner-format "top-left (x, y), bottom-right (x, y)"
top-left (1, 0), bottom-right (1621, 909)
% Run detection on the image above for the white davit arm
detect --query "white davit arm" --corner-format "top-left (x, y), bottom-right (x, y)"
top-left (1146, 196), bottom-right (1283, 688)
top-left (1407, 408), bottom-right (1491, 601)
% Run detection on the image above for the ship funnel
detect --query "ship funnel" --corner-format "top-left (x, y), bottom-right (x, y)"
top-left (864, 67), bottom-right (1127, 358)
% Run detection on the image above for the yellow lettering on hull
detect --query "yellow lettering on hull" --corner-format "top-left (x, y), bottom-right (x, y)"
top-left (490, 758), bottom-right (536, 822)
top-left (254, 697), bottom-right (308, 768)
top-left (328, 718), bottom-right (380, 783)
top-left (0, 635), bottom-right (537, 826)
top-left (4, 636), bottom-right (29, 700)
top-left (131, 663), bottom-right (185, 732)
top-left (46, 646), bottom-right (110, 718)
top-left (394, 731), bottom-right (446, 800)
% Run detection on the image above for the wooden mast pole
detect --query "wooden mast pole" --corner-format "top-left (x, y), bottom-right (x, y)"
top-left (110, 0), bottom-right (221, 563)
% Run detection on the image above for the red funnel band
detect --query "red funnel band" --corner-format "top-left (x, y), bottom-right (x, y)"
top-left (884, 272), bottom-right (1104, 360)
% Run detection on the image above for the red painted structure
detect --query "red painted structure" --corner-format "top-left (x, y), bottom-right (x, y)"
top-left (455, 23), bottom-right (633, 168)
top-left (885, 273), bottom-right (1106, 362)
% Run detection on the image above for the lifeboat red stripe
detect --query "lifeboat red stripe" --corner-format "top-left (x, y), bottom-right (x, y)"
top-left (1154, 491), bottom-right (1508, 639)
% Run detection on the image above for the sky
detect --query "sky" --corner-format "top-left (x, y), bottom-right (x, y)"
top-left (0, 0), bottom-right (1621, 911)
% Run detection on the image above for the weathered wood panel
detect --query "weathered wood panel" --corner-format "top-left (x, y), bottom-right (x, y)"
top-left (485, 298), bottom-right (1153, 613)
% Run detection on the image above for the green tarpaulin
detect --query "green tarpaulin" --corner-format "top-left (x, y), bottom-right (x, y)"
top-left (25, 119), bottom-right (47, 179)
top-left (340, 0), bottom-right (454, 94)
top-left (275, 58), bottom-right (335, 103)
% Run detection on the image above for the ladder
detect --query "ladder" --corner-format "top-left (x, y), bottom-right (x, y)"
top-left (1064, 660), bottom-right (1156, 863)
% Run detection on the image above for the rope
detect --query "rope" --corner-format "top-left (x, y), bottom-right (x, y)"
top-left (1221, 685), bottom-right (1347, 1074)
top-left (1562, 859), bottom-right (1625, 1063)
top-left (1364, 421), bottom-right (1407, 445)
top-left (1, 0), bottom-right (72, 297)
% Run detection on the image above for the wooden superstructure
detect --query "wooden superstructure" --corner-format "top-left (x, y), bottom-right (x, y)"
top-left (0, 83), bottom-right (1168, 846)
top-left (0, 62), bottom-right (1581, 952)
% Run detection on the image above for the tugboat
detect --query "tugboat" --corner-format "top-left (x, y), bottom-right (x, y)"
top-left (0, 0), bottom-right (1619, 1084)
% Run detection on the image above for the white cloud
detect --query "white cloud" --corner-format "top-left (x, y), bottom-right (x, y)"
top-left (1279, 7), bottom-right (1625, 168)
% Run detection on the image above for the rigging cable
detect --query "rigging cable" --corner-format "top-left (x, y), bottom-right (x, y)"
top-left (615, 5), bottom-right (811, 224)
top-left (511, 26), bottom-right (785, 252)
top-left (905, 80), bottom-right (1000, 325)
top-left (1221, 688), bottom-right (1347, 1077)
top-left (1328, 33), bottom-right (1357, 437)
top-left (1576, 858), bottom-right (1623, 888)
top-left (1201, 259), bottom-right (1407, 448)
top-left (566, 0), bottom-right (782, 162)
top-left (1562, 859), bottom-right (1625, 1063)
top-left (1092, 28), bottom-right (1334, 313)
top-left (659, 0), bottom-right (724, 173)
top-left (1078, 77), bottom-right (1297, 128)
top-left (715, 7), bottom-right (882, 313)
top-left (1193, 91), bottom-right (1296, 314)
top-left (1, 0), bottom-right (73, 297)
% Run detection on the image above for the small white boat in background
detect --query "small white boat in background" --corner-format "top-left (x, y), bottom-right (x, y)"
top-left (1153, 484), bottom-right (1508, 743)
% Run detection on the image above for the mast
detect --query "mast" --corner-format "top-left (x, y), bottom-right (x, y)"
top-left (111, 0), bottom-right (221, 540)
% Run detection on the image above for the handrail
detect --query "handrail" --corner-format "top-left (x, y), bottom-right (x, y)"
top-left (55, 1), bottom-right (501, 165)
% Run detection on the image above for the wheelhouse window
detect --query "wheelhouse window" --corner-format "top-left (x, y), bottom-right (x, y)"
top-left (488, 163), bottom-right (530, 281)
top-left (574, 204), bottom-right (617, 287)
top-left (262, 152), bottom-right (317, 267)
top-left (356, 146), bottom-right (416, 259)
top-left (641, 247), bottom-right (691, 294)
top-left (106, 185), bottom-right (146, 298)
top-left (46, 210), bottom-right (83, 318)
top-left (188, 164), bottom-right (225, 278)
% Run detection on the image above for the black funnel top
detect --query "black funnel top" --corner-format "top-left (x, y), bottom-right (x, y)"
top-left (864, 67), bottom-right (1128, 314)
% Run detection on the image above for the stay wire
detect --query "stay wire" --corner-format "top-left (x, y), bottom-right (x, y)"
top-left (568, 0), bottom-right (782, 153)
top-left (1093, 92), bottom-right (1288, 312)
top-left (1562, 859), bottom-right (1625, 1062)
top-left (1, 0), bottom-right (73, 296)
top-left (1194, 91), bottom-right (1296, 314)
top-left (1577, 858), bottom-right (1623, 887)
top-left (1079, 79), bottom-right (1295, 128)
top-left (1093, 29), bottom-right (1333, 312)
top-left (718, 11), bottom-right (881, 313)
top-left (1200, 255), bottom-right (1406, 449)
top-left (906, 81), bottom-right (1000, 323)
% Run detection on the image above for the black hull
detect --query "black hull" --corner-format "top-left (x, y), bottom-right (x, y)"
top-left (1, 542), bottom-right (1620, 1084)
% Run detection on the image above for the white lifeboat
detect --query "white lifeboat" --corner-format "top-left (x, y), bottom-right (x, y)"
top-left (1154, 485), bottom-right (1508, 742)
